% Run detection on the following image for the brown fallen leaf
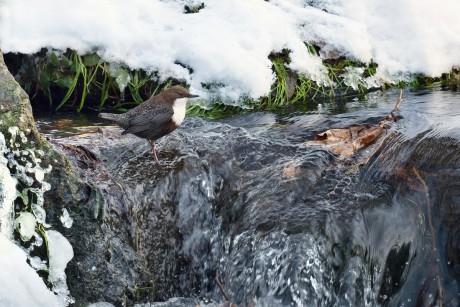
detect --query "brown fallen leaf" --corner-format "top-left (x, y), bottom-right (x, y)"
top-left (306, 90), bottom-right (403, 160)
top-left (312, 124), bottom-right (385, 159)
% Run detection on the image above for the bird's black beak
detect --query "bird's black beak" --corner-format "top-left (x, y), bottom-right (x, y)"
top-left (188, 94), bottom-right (199, 98)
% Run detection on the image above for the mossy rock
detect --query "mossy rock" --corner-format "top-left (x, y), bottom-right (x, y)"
top-left (0, 52), bottom-right (43, 144)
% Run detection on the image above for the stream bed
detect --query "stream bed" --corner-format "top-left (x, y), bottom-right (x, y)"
top-left (38, 88), bottom-right (460, 306)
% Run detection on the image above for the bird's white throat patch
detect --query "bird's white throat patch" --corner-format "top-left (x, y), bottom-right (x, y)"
top-left (172, 98), bottom-right (187, 126)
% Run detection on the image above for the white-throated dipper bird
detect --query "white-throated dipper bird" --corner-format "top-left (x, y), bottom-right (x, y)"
top-left (98, 85), bottom-right (199, 163)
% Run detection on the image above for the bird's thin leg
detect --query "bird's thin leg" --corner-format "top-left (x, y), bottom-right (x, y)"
top-left (148, 139), bottom-right (160, 164)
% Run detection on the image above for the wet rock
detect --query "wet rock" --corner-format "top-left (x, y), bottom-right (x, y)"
top-left (56, 118), bottom-right (335, 304)
top-left (57, 115), bottom-right (372, 305)
top-left (57, 108), bottom-right (460, 306)
top-left (0, 52), bottom-right (39, 140)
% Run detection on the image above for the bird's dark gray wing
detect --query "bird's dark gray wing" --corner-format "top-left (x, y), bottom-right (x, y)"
top-left (121, 105), bottom-right (173, 135)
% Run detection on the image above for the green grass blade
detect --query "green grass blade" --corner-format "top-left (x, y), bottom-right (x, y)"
top-left (56, 69), bottom-right (80, 110)
top-left (78, 60), bottom-right (88, 112)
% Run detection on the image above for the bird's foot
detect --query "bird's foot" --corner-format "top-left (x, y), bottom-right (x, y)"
top-left (151, 149), bottom-right (160, 164)
top-left (148, 140), bottom-right (160, 164)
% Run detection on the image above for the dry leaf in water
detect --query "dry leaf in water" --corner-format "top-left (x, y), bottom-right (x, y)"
top-left (307, 124), bottom-right (385, 159)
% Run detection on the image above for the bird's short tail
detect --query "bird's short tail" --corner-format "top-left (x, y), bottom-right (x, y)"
top-left (98, 113), bottom-right (119, 121)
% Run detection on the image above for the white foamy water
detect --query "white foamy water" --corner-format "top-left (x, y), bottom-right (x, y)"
top-left (1, 0), bottom-right (459, 102)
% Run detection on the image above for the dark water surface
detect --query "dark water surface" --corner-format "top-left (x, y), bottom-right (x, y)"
top-left (39, 88), bottom-right (460, 306)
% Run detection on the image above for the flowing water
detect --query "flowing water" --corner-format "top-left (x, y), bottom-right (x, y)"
top-left (38, 88), bottom-right (460, 306)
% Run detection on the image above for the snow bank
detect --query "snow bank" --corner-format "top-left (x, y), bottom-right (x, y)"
top-left (0, 234), bottom-right (60, 307)
top-left (1, 0), bottom-right (459, 102)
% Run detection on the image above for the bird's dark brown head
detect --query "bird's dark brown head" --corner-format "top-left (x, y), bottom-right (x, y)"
top-left (162, 85), bottom-right (199, 102)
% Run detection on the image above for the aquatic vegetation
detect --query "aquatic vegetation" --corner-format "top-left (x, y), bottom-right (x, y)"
top-left (4, 49), bottom-right (172, 112)
top-left (3, 48), bottom-right (458, 117)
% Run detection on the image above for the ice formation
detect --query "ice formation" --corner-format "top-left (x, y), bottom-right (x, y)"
top-left (60, 208), bottom-right (74, 228)
top-left (14, 212), bottom-right (36, 241)
top-left (46, 230), bottom-right (75, 305)
top-left (0, 129), bottom-right (73, 306)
